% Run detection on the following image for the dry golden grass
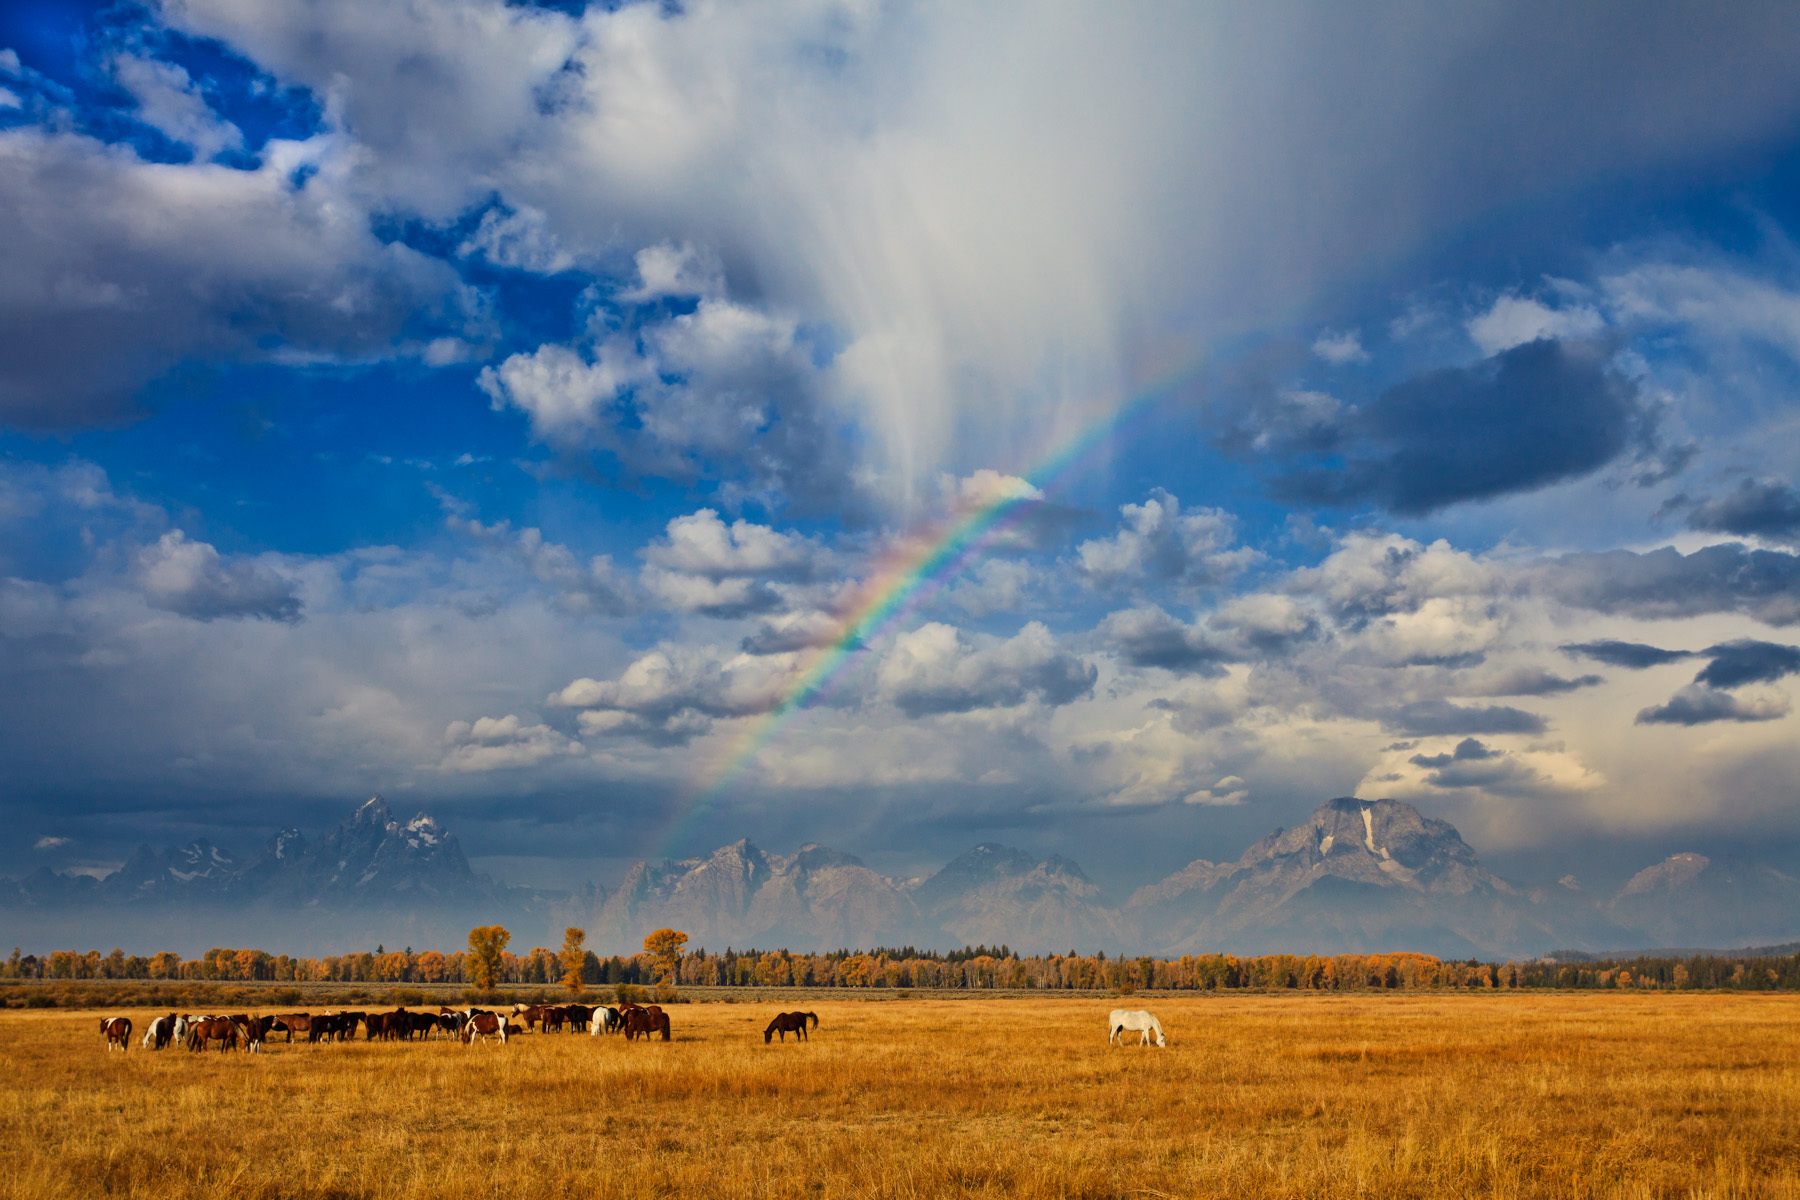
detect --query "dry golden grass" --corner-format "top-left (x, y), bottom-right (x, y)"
top-left (4, 993), bottom-right (1799, 1199)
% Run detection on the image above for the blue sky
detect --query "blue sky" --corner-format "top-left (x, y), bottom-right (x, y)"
top-left (5, 1), bottom-right (1800, 896)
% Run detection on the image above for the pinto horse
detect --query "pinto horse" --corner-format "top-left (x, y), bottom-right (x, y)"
top-left (763, 1012), bottom-right (817, 1043)
top-left (143, 1013), bottom-right (177, 1050)
top-left (461, 1012), bottom-right (509, 1046)
top-left (100, 1016), bottom-right (132, 1051)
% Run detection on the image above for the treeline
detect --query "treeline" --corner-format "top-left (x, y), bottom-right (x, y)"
top-left (11, 943), bottom-right (1800, 992)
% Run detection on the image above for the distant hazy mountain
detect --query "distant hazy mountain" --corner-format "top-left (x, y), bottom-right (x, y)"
top-left (1128, 797), bottom-right (1581, 958)
top-left (1, 796), bottom-right (543, 955)
top-left (1606, 853), bottom-right (1800, 948)
top-left (560, 838), bottom-right (1136, 955)
top-left (914, 844), bottom-right (1133, 952)
top-left (565, 838), bottom-right (918, 953)
top-left (8, 794), bottom-right (1799, 959)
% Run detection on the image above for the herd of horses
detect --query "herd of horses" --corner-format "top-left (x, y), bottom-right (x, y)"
top-left (105, 1000), bottom-right (686, 1053)
top-left (99, 1003), bottom-right (835, 1052)
top-left (101, 1005), bottom-right (1169, 1052)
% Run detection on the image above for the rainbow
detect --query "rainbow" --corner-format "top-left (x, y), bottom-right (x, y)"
top-left (661, 352), bottom-right (1200, 855)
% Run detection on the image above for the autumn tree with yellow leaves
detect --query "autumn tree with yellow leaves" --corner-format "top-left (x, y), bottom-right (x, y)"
top-left (466, 925), bottom-right (511, 990)
top-left (643, 928), bottom-right (688, 983)
top-left (560, 927), bottom-right (587, 993)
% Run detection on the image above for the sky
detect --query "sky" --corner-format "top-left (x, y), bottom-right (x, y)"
top-left (5, 0), bottom-right (1800, 899)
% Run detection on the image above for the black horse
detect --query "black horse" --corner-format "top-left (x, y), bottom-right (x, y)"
top-left (763, 1011), bottom-right (818, 1043)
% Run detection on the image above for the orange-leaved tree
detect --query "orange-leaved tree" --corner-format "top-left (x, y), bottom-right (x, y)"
top-left (643, 928), bottom-right (688, 983)
top-left (560, 927), bottom-right (587, 993)
top-left (467, 925), bottom-right (511, 990)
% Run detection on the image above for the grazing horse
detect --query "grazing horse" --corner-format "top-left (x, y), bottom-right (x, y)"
top-left (589, 1007), bottom-right (622, 1037)
top-left (100, 1016), bottom-right (132, 1051)
top-left (270, 1013), bottom-right (310, 1043)
top-left (565, 1004), bottom-right (594, 1032)
top-left (187, 1017), bottom-right (239, 1053)
top-left (1107, 1009), bottom-right (1166, 1047)
top-left (623, 1009), bottom-right (670, 1042)
top-left (143, 1013), bottom-right (178, 1050)
top-left (232, 1014), bottom-right (273, 1053)
top-left (435, 1012), bottom-right (466, 1039)
top-left (308, 1012), bottom-right (362, 1044)
top-left (763, 1012), bottom-right (816, 1043)
top-left (540, 1006), bottom-right (567, 1033)
top-left (461, 1012), bottom-right (508, 1046)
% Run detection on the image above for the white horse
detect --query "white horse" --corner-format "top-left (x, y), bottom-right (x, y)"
top-left (589, 1007), bottom-right (621, 1037)
top-left (1108, 1009), bottom-right (1166, 1047)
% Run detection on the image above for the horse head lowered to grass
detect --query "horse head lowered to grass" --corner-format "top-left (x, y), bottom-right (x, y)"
top-left (1107, 1009), bottom-right (1166, 1047)
top-left (763, 1012), bottom-right (818, 1043)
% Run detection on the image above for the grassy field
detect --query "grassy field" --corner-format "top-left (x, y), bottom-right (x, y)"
top-left (3, 993), bottom-right (1798, 1199)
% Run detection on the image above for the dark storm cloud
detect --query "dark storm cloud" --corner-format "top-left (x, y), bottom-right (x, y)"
top-left (1534, 543), bottom-right (1800, 626)
top-left (1253, 339), bottom-right (1646, 515)
top-left (1409, 737), bottom-right (1498, 769)
top-left (1693, 640), bottom-right (1800, 689)
top-left (1635, 686), bottom-right (1790, 727)
top-left (1099, 607), bottom-right (1231, 675)
top-left (1560, 640), bottom-right (1697, 669)
top-left (1686, 479), bottom-right (1800, 545)
top-left (1469, 668), bottom-right (1604, 696)
top-left (1383, 700), bottom-right (1547, 736)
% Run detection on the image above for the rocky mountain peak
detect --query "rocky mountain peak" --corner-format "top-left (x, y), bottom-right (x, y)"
top-left (353, 795), bottom-right (392, 823)
top-left (402, 813), bottom-right (444, 849)
top-left (1618, 853), bottom-right (1711, 897)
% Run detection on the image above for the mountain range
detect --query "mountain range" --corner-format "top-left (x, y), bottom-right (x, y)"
top-left (7, 795), bottom-right (1799, 959)
top-left (1, 797), bottom-right (544, 955)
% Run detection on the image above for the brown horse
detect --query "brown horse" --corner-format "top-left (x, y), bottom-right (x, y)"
top-left (763, 1012), bottom-right (817, 1043)
top-left (100, 1016), bottom-right (132, 1051)
top-left (271, 1013), bottom-right (311, 1043)
top-left (623, 1009), bottom-right (670, 1042)
top-left (231, 1014), bottom-right (273, 1053)
top-left (187, 1017), bottom-right (238, 1052)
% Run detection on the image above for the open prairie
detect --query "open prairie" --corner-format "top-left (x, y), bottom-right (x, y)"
top-left (4, 993), bottom-right (1798, 1199)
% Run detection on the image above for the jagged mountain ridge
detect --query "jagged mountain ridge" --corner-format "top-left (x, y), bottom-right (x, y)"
top-left (7, 795), bottom-right (1798, 958)
top-left (6, 796), bottom-right (502, 911)
top-left (1127, 797), bottom-right (1570, 957)
top-left (561, 837), bottom-right (1132, 955)
top-left (1605, 852), bottom-right (1800, 948)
